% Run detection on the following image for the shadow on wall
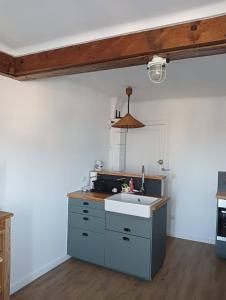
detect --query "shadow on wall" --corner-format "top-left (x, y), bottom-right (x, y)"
top-left (71, 53), bottom-right (226, 101)
top-left (0, 160), bottom-right (34, 293)
top-left (0, 163), bottom-right (7, 210)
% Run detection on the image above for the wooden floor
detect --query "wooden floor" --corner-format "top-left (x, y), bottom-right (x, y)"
top-left (11, 237), bottom-right (226, 300)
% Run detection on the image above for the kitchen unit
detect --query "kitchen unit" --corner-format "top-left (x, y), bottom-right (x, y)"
top-left (67, 172), bottom-right (168, 280)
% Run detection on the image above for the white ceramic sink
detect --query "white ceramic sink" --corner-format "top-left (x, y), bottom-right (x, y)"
top-left (104, 193), bottom-right (160, 218)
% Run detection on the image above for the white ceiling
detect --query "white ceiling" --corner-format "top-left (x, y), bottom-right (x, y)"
top-left (0, 0), bottom-right (225, 55)
top-left (70, 54), bottom-right (226, 101)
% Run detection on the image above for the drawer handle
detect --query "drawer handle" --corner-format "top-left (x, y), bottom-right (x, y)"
top-left (83, 202), bottom-right (89, 206)
top-left (123, 227), bottom-right (131, 232)
top-left (82, 232), bottom-right (88, 237)
top-left (83, 210), bottom-right (89, 213)
top-left (83, 217), bottom-right (89, 221)
top-left (122, 237), bottom-right (130, 241)
top-left (0, 257), bottom-right (3, 263)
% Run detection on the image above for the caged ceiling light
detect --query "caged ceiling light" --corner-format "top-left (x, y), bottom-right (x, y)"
top-left (147, 55), bottom-right (169, 84)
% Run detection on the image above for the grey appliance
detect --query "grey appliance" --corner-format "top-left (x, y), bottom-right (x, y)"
top-left (216, 172), bottom-right (226, 258)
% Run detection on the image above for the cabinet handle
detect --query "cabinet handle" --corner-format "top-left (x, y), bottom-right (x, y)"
top-left (82, 232), bottom-right (88, 237)
top-left (83, 217), bottom-right (89, 221)
top-left (0, 257), bottom-right (3, 263)
top-left (83, 210), bottom-right (89, 213)
top-left (83, 202), bottom-right (89, 206)
top-left (122, 237), bottom-right (130, 241)
top-left (123, 227), bottom-right (131, 232)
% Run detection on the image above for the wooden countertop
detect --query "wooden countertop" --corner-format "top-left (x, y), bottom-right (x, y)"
top-left (0, 211), bottom-right (13, 221)
top-left (216, 192), bottom-right (226, 200)
top-left (97, 171), bottom-right (166, 180)
top-left (67, 191), bottom-right (169, 211)
top-left (67, 191), bottom-right (111, 202)
top-left (152, 196), bottom-right (169, 211)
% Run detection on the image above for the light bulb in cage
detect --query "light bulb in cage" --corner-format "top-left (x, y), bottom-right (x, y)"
top-left (147, 55), bottom-right (168, 83)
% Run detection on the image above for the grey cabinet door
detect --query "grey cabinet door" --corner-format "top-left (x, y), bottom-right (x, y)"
top-left (216, 240), bottom-right (226, 259)
top-left (68, 227), bottom-right (104, 266)
top-left (68, 212), bottom-right (105, 233)
top-left (105, 230), bottom-right (151, 279)
top-left (106, 212), bottom-right (152, 238)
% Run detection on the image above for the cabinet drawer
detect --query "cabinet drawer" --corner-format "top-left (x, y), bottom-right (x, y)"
top-left (69, 198), bottom-right (104, 210)
top-left (105, 230), bottom-right (150, 279)
top-left (68, 212), bottom-right (105, 233)
top-left (106, 212), bottom-right (152, 238)
top-left (69, 205), bottom-right (105, 219)
top-left (68, 228), bottom-right (104, 266)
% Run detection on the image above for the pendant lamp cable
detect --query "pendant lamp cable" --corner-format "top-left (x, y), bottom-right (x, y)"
top-left (127, 94), bottom-right (130, 114)
top-left (126, 86), bottom-right (132, 114)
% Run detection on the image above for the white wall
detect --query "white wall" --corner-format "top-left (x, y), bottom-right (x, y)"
top-left (0, 75), bottom-right (110, 293)
top-left (130, 97), bottom-right (226, 244)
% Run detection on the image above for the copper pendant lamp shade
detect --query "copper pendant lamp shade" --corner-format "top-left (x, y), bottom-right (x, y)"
top-left (112, 87), bottom-right (145, 129)
top-left (112, 113), bottom-right (145, 128)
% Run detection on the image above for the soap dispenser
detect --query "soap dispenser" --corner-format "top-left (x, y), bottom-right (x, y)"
top-left (129, 178), bottom-right (134, 193)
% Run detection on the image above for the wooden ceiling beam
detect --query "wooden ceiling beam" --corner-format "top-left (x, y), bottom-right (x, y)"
top-left (0, 51), bottom-right (15, 78)
top-left (1, 15), bottom-right (226, 80)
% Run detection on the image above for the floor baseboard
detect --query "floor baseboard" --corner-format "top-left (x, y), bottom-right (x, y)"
top-left (168, 231), bottom-right (215, 245)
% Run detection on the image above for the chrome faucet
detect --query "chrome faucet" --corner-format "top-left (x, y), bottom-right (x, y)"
top-left (140, 165), bottom-right (145, 195)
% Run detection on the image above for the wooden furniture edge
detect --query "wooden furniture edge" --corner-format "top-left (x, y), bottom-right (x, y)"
top-left (67, 191), bottom-right (111, 202)
top-left (3, 218), bottom-right (11, 300)
top-left (151, 197), bottom-right (169, 211)
top-left (0, 212), bottom-right (13, 221)
top-left (0, 211), bottom-right (13, 300)
top-left (97, 171), bottom-right (166, 180)
top-left (216, 193), bottom-right (226, 200)
top-left (67, 191), bottom-right (169, 211)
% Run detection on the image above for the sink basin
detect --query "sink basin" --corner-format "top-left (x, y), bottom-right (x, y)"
top-left (104, 193), bottom-right (160, 218)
